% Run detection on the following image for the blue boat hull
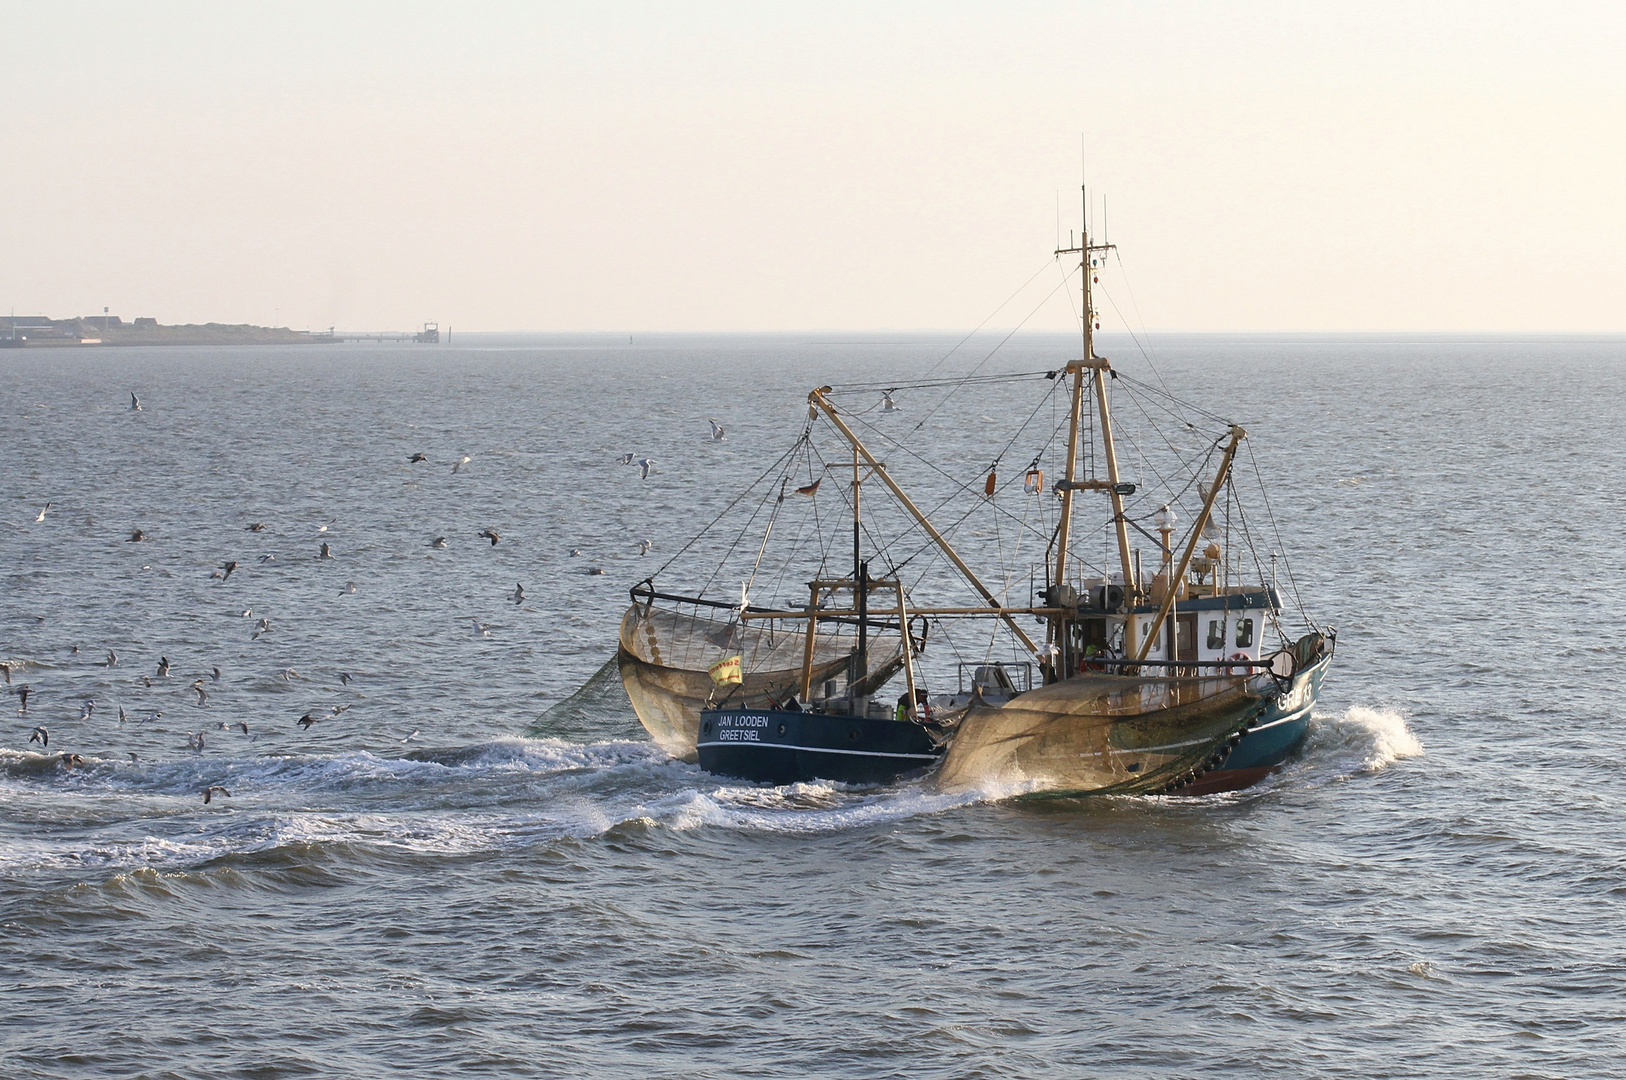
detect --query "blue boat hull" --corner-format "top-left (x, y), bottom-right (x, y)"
top-left (697, 708), bottom-right (945, 785)
top-left (1181, 650), bottom-right (1329, 795)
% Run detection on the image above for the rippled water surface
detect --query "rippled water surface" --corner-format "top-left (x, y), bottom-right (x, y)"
top-left (2, 333), bottom-right (1623, 1078)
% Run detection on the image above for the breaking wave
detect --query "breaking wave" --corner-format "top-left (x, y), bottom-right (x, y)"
top-left (1302, 706), bottom-right (1424, 776)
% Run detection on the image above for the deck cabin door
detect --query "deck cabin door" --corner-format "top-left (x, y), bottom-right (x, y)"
top-left (1175, 613), bottom-right (1199, 665)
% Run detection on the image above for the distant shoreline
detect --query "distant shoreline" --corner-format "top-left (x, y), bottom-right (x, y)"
top-left (0, 317), bottom-right (329, 348)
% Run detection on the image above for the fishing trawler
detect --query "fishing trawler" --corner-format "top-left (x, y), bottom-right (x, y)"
top-left (617, 190), bottom-right (1333, 796)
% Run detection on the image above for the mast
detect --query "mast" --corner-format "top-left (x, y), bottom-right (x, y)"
top-left (853, 447), bottom-right (867, 693)
top-left (1054, 185), bottom-right (1135, 652)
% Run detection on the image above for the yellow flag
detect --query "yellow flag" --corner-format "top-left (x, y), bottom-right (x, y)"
top-left (708, 654), bottom-right (743, 687)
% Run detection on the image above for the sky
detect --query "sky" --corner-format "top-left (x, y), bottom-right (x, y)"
top-left (1, 1), bottom-right (1622, 332)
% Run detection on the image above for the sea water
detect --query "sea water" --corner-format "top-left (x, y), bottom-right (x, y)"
top-left (1, 333), bottom-right (1622, 1078)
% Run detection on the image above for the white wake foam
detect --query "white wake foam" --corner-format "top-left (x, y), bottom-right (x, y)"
top-left (1306, 706), bottom-right (1424, 775)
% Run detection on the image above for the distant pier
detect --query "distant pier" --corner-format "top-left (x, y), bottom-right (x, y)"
top-left (313, 323), bottom-right (445, 344)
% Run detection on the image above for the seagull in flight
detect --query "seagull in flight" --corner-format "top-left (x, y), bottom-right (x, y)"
top-left (258, 554), bottom-right (275, 563)
top-left (15, 684), bottom-right (31, 711)
top-left (430, 536), bottom-right (447, 549)
top-left (245, 522), bottom-right (268, 532)
top-left (512, 582), bottom-right (525, 605)
top-left (202, 785), bottom-right (231, 804)
top-left (318, 542), bottom-right (334, 559)
top-left (471, 618), bottom-right (491, 637)
top-left (212, 667), bottom-right (221, 681)
top-left (130, 392), bottom-right (142, 411)
top-left (616, 453), bottom-right (636, 465)
top-left (296, 712), bottom-right (318, 730)
top-left (708, 418), bottom-right (726, 442)
top-left (568, 547), bottom-right (583, 557)
top-left (634, 457), bottom-right (655, 480)
top-left (339, 672), bottom-right (353, 685)
top-left (118, 705), bottom-right (127, 723)
top-left (401, 729), bottom-right (420, 743)
top-left (80, 699), bottom-right (95, 720)
top-left (252, 618), bottom-right (271, 640)
top-left (408, 452), bottom-right (428, 463)
top-left (191, 680), bottom-right (208, 706)
top-left (637, 539), bottom-right (653, 557)
top-left (316, 518), bottom-right (334, 533)
top-left (28, 726), bottom-right (47, 747)
top-left (34, 503), bottom-right (50, 523)
top-left (102, 650), bottom-right (118, 667)
top-left (219, 560), bottom-right (239, 581)
top-left (478, 528), bottom-right (500, 546)
top-left (186, 730), bottom-right (205, 751)
top-left (340, 580), bottom-right (356, 594)
top-left (881, 391), bottom-right (901, 413)
top-left (156, 656), bottom-right (170, 678)
top-left (452, 455), bottom-right (472, 474)
top-left (795, 478), bottom-right (822, 496)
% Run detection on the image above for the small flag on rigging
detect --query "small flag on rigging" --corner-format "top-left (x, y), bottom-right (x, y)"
top-left (708, 654), bottom-right (743, 687)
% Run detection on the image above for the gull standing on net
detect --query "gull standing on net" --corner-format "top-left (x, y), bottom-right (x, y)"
top-left (708, 419), bottom-right (726, 442)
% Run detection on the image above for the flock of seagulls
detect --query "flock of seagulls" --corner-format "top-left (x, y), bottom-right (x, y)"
top-left (10, 397), bottom-right (747, 805)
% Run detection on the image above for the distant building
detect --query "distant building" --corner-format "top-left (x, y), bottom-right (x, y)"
top-left (133, 317), bottom-right (158, 328)
top-left (84, 315), bottom-right (124, 329)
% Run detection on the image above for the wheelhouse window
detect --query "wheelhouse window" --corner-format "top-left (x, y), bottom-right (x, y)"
top-left (1235, 617), bottom-right (1255, 649)
top-left (1207, 619), bottom-right (1225, 649)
